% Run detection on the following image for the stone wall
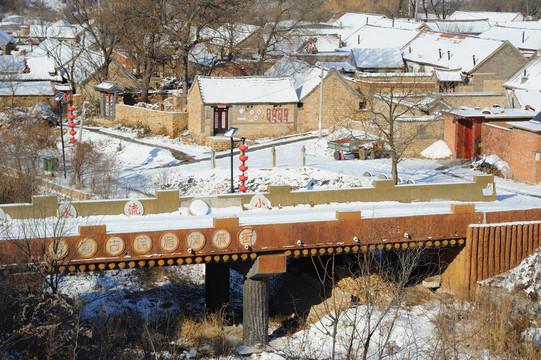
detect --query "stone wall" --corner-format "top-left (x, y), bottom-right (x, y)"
top-left (113, 104), bottom-right (188, 137)
top-left (0, 95), bottom-right (54, 112)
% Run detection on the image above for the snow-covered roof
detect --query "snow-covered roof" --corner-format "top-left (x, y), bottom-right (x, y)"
top-left (264, 56), bottom-right (311, 77)
top-left (32, 39), bottom-right (104, 83)
top-left (435, 69), bottom-right (462, 81)
top-left (0, 29), bottom-right (14, 44)
top-left (402, 31), bottom-right (505, 72)
top-left (506, 120), bottom-right (541, 133)
top-left (0, 56), bottom-right (26, 73)
top-left (349, 48), bottom-right (404, 69)
top-left (27, 23), bottom-right (82, 39)
top-left (512, 89), bottom-right (541, 110)
top-left (480, 26), bottom-right (541, 52)
top-left (196, 76), bottom-right (299, 104)
top-left (373, 18), bottom-right (422, 31)
top-left (316, 61), bottom-right (356, 73)
top-left (448, 11), bottom-right (523, 23)
top-left (188, 43), bottom-right (217, 67)
top-left (205, 23), bottom-right (260, 47)
top-left (303, 35), bottom-right (341, 53)
top-left (343, 25), bottom-right (421, 49)
top-left (327, 12), bottom-right (387, 40)
top-left (425, 20), bottom-right (492, 34)
top-left (0, 81), bottom-right (54, 96)
top-left (446, 108), bottom-right (536, 119)
top-left (503, 55), bottom-right (541, 90)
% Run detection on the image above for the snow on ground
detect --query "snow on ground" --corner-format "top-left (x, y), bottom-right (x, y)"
top-left (420, 140), bottom-right (452, 159)
top-left (480, 248), bottom-right (541, 296)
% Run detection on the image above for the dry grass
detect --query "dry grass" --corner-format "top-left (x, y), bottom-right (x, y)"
top-left (430, 289), bottom-right (540, 359)
top-left (178, 307), bottom-right (235, 357)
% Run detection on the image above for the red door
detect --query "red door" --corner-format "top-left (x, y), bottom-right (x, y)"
top-left (457, 119), bottom-right (473, 159)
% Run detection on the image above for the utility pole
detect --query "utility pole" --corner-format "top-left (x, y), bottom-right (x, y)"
top-left (415, 0), bottom-right (419, 22)
top-left (318, 64), bottom-right (324, 139)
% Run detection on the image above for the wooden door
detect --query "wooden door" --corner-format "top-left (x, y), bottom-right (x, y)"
top-left (213, 107), bottom-right (228, 135)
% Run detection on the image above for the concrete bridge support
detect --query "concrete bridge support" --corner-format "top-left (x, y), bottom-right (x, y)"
top-left (205, 263), bottom-right (230, 313)
top-left (243, 276), bottom-right (270, 347)
top-left (242, 254), bottom-right (287, 347)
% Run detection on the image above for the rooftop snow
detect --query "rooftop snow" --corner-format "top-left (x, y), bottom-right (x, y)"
top-left (327, 12), bottom-right (386, 39)
top-left (349, 48), bottom-right (404, 69)
top-left (435, 69), bottom-right (463, 81)
top-left (448, 10), bottom-right (523, 23)
top-left (426, 20), bottom-right (492, 34)
top-left (197, 76), bottom-right (299, 104)
top-left (0, 56), bottom-right (25, 73)
top-left (343, 25), bottom-right (421, 49)
top-left (0, 81), bottom-right (54, 96)
top-left (402, 31), bottom-right (505, 72)
top-left (447, 108), bottom-right (536, 119)
top-left (264, 57), bottom-right (327, 99)
top-left (480, 25), bottom-right (541, 51)
top-left (507, 120), bottom-right (541, 133)
top-left (503, 55), bottom-right (541, 90)
top-left (513, 89), bottom-right (541, 110)
top-left (316, 61), bottom-right (357, 73)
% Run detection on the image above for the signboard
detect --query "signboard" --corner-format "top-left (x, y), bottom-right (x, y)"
top-left (125, 200), bottom-right (144, 216)
top-left (160, 232), bottom-right (179, 252)
top-left (249, 194), bottom-right (271, 209)
top-left (212, 229), bottom-right (231, 249)
top-left (133, 234), bottom-right (152, 254)
top-left (57, 203), bottom-right (77, 219)
top-left (47, 239), bottom-right (69, 260)
top-left (77, 238), bottom-right (98, 258)
top-left (186, 231), bottom-right (206, 251)
top-left (238, 227), bottom-right (257, 247)
top-left (105, 236), bottom-right (125, 256)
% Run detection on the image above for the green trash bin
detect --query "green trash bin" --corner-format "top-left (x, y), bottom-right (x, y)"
top-left (43, 157), bottom-right (58, 172)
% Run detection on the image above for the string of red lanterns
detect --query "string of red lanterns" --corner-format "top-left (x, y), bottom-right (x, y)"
top-left (67, 105), bottom-right (77, 144)
top-left (238, 144), bottom-right (248, 192)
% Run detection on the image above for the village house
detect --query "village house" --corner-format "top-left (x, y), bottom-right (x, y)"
top-left (0, 55), bottom-right (61, 111)
top-left (443, 107), bottom-right (536, 160)
top-left (347, 48), bottom-right (404, 72)
top-left (187, 76), bottom-right (300, 147)
top-left (480, 25), bottom-right (541, 58)
top-left (447, 10), bottom-right (524, 23)
top-left (502, 54), bottom-right (541, 111)
top-left (0, 29), bottom-right (15, 55)
top-left (402, 31), bottom-right (527, 108)
top-left (423, 19), bottom-right (492, 36)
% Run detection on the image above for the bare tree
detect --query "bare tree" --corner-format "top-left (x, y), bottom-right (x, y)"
top-left (361, 75), bottom-right (434, 184)
top-left (0, 56), bottom-right (23, 111)
top-left (66, 0), bottom-right (121, 83)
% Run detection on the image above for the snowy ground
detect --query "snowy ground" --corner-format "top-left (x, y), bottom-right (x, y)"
top-left (40, 124), bottom-right (539, 359)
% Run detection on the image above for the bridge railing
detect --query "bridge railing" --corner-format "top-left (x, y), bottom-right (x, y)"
top-left (0, 175), bottom-right (496, 220)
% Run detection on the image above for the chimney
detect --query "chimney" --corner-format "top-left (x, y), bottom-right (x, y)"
top-left (392, 18), bottom-right (395, 27)
top-left (521, 69), bottom-right (529, 83)
top-left (472, 55), bottom-right (476, 65)
top-left (447, 50), bottom-right (451, 60)
top-left (358, 34), bottom-right (360, 44)
top-left (409, 46), bottom-right (412, 54)
top-left (438, 48), bottom-right (442, 59)
top-left (522, 31), bottom-right (525, 43)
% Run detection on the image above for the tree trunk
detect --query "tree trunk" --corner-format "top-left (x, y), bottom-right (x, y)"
top-left (391, 152), bottom-right (399, 184)
top-left (140, 57), bottom-right (153, 103)
top-left (181, 52), bottom-right (189, 109)
top-left (243, 276), bottom-right (269, 347)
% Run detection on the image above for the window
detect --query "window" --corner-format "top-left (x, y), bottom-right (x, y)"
top-left (359, 100), bottom-right (367, 109)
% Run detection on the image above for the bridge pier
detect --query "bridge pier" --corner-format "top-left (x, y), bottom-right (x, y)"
top-left (205, 263), bottom-right (230, 313)
top-left (242, 254), bottom-right (287, 347)
top-left (243, 276), bottom-right (270, 347)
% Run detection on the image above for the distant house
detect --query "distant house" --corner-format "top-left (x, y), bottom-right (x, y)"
top-left (187, 76), bottom-right (300, 145)
top-left (443, 107), bottom-right (536, 159)
top-left (0, 29), bottom-right (15, 55)
top-left (342, 25), bottom-right (421, 51)
top-left (403, 31), bottom-right (527, 108)
top-left (480, 25), bottom-right (541, 58)
top-left (503, 54), bottom-right (541, 111)
top-left (447, 11), bottom-right (524, 23)
top-left (423, 19), bottom-right (492, 36)
top-left (0, 55), bottom-right (60, 110)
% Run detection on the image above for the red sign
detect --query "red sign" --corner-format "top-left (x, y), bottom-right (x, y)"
top-left (266, 109), bottom-right (271, 122)
top-left (217, 104), bottom-right (227, 108)
top-left (284, 108), bottom-right (288, 122)
top-left (277, 109), bottom-right (282, 122)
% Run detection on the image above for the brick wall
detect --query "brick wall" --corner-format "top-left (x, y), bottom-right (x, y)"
top-left (482, 123), bottom-right (541, 184)
top-left (113, 104), bottom-right (188, 137)
top-left (444, 114), bottom-right (457, 157)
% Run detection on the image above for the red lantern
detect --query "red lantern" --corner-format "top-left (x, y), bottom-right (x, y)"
top-left (69, 130), bottom-right (76, 136)
top-left (67, 106), bottom-right (75, 112)
top-left (239, 154), bottom-right (248, 162)
top-left (239, 185), bottom-right (247, 192)
top-left (239, 175), bottom-right (248, 182)
top-left (69, 138), bottom-right (77, 143)
top-left (239, 164), bottom-right (248, 172)
top-left (239, 145), bottom-right (248, 152)
top-left (68, 114), bottom-right (75, 120)
top-left (68, 122), bottom-right (76, 128)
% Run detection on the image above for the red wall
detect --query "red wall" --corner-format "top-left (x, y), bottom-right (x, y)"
top-left (482, 123), bottom-right (541, 184)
